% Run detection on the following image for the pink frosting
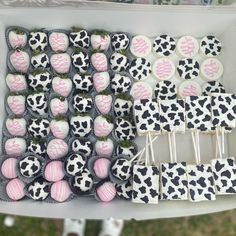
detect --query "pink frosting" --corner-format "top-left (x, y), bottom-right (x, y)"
top-left (93, 72), bottom-right (109, 93)
top-left (49, 32), bottom-right (68, 52)
top-left (96, 142), bottom-right (113, 158)
top-left (93, 158), bottom-right (111, 179)
top-left (50, 180), bottom-right (72, 202)
top-left (95, 95), bottom-right (112, 115)
top-left (7, 96), bottom-right (25, 115)
top-left (131, 82), bottom-right (152, 100)
top-left (44, 161), bottom-right (65, 182)
top-left (1, 158), bottom-right (17, 179)
top-left (47, 139), bottom-right (69, 159)
top-left (91, 53), bottom-right (108, 72)
top-left (5, 138), bottom-right (26, 157)
top-left (50, 99), bottom-right (68, 116)
top-left (6, 119), bottom-right (26, 136)
top-left (6, 74), bottom-right (27, 92)
top-left (6, 178), bottom-right (25, 201)
top-left (96, 182), bottom-right (116, 202)
top-left (92, 35), bottom-right (110, 51)
top-left (50, 121), bottom-right (69, 139)
top-left (10, 51), bottom-right (29, 73)
top-left (52, 78), bottom-right (72, 97)
top-left (9, 33), bottom-right (27, 49)
top-left (50, 53), bottom-right (71, 74)
top-left (94, 120), bottom-right (113, 138)
top-left (132, 37), bottom-right (149, 55)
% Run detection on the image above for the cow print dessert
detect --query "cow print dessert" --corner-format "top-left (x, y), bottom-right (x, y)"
top-left (115, 141), bottom-right (137, 158)
top-left (28, 139), bottom-right (47, 157)
top-left (69, 28), bottom-right (90, 49)
top-left (187, 164), bottom-right (216, 202)
top-left (65, 153), bottom-right (86, 176)
top-left (115, 180), bottom-right (133, 200)
top-left (202, 81), bottom-right (226, 96)
top-left (134, 99), bottom-right (160, 135)
top-left (27, 178), bottom-right (50, 201)
top-left (29, 31), bottom-right (48, 51)
top-left (110, 52), bottom-right (129, 73)
top-left (27, 92), bottom-right (48, 116)
top-left (132, 165), bottom-right (159, 204)
top-left (111, 74), bottom-right (132, 95)
top-left (161, 162), bottom-right (188, 200)
top-left (200, 35), bottom-right (222, 57)
top-left (153, 34), bottom-right (176, 57)
top-left (129, 58), bottom-right (151, 81)
top-left (31, 52), bottom-right (50, 69)
top-left (114, 94), bottom-right (133, 117)
top-left (154, 81), bottom-right (177, 100)
top-left (28, 70), bottom-right (52, 91)
top-left (114, 117), bottom-right (136, 141)
top-left (71, 138), bottom-right (93, 157)
top-left (19, 155), bottom-right (42, 178)
top-left (71, 51), bottom-right (90, 74)
top-left (28, 118), bottom-right (50, 139)
top-left (72, 94), bottom-right (93, 113)
top-left (73, 73), bottom-right (93, 93)
top-left (177, 58), bottom-right (200, 80)
top-left (111, 33), bottom-right (130, 51)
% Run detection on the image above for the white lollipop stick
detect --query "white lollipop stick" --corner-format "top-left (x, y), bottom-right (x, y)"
top-left (196, 130), bottom-right (201, 164)
top-left (172, 132), bottom-right (177, 163)
top-left (191, 132), bottom-right (199, 164)
top-left (216, 128), bottom-right (222, 159)
top-left (145, 134), bottom-right (149, 166)
top-left (168, 133), bottom-right (173, 163)
top-left (148, 132), bottom-right (155, 164)
top-left (137, 148), bottom-right (146, 164)
top-left (221, 127), bottom-right (225, 155)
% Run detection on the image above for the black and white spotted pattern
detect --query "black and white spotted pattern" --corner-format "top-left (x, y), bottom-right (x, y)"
top-left (71, 138), bottom-right (93, 157)
top-left (110, 52), bottom-right (129, 73)
top-left (202, 81), bottom-right (226, 96)
top-left (115, 180), bottom-right (133, 200)
top-left (211, 93), bottom-right (236, 128)
top-left (185, 96), bottom-right (212, 131)
top-left (211, 157), bottom-right (236, 195)
top-left (132, 165), bottom-right (159, 204)
top-left (31, 53), bottom-right (50, 69)
top-left (134, 99), bottom-right (160, 135)
top-left (111, 158), bottom-right (133, 181)
top-left (200, 35), bottom-right (222, 57)
top-left (115, 142), bottom-right (137, 158)
top-left (65, 153), bottom-right (86, 176)
top-left (111, 33), bottom-right (130, 51)
top-left (69, 30), bottom-right (90, 49)
top-left (154, 81), bottom-right (177, 100)
top-left (177, 58), bottom-right (200, 80)
top-left (159, 99), bottom-right (185, 133)
top-left (187, 164), bottom-right (216, 202)
top-left (72, 94), bottom-right (93, 113)
top-left (114, 117), bottom-right (136, 141)
top-left (28, 71), bottom-right (52, 92)
top-left (19, 156), bottom-right (42, 178)
top-left (70, 115), bottom-right (93, 137)
top-left (71, 51), bottom-right (89, 74)
top-left (114, 98), bottom-right (133, 117)
top-left (27, 178), bottom-right (50, 201)
top-left (28, 118), bottom-right (50, 139)
top-left (73, 74), bottom-right (93, 93)
top-left (129, 58), bottom-right (151, 81)
top-left (161, 162), bottom-right (188, 200)
top-left (26, 92), bottom-right (48, 116)
top-left (28, 140), bottom-right (46, 157)
top-left (29, 31), bottom-right (48, 51)
top-left (153, 35), bottom-right (176, 57)
top-left (111, 74), bottom-right (131, 95)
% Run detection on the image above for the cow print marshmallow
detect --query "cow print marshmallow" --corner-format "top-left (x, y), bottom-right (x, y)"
top-left (154, 81), bottom-right (177, 100)
top-left (129, 58), bottom-right (151, 81)
top-left (153, 35), bottom-right (176, 57)
top-left (177, 58), bottom-right (200, 80)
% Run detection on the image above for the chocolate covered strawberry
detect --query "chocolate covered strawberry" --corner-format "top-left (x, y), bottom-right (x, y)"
top-left (31, 51), bottom-right (50, 69)
top-left (49, 31), bottom-right (69, 53)
top-left (114, 93), bottom-right (133, 117)
top-left (29, 30), bottom-right (48, 51)
top-left (9, 49), bottom-right (30, 73)
top-left (52, 75), bottom-right (72, 97)
top-left (6, 117), bottom-right (27, 137)
top-left (111, 33), bottom-right (130, 52)
top-left (28, 70), bottom-right (52, 91)
top-left (95, 137), bottom-right (114, 158)
top-left (50, 96), bottom-right (68, 117)
top-left (71, 49), bottom-right (89, 73)
top-left (50, 53), bottom-right (71, 74)
top-left (95, 91), bottom-right (112, 115)
top-left (73, 73), bottom-right (93, 93)
top-left (50, 117), bottom-right (69, 139)
top-left (111, 73), bottom-right (131, 95)
top-left (94, 115), bottom-right (114, 138)
top-left (91, 30), bottom-right (110, 51)
top-left (69, 27), bottom-right (90, 49)
top-left (6, 73), bottom-right (27, 92)
top-left (72, 94), bottom-right (93, 113)
top-left (110, 51), bottom-right (129, 73)
top-left (8, 27), bottom-right (27, 49)
top-left (28, 118), bottom-right (50, 139)
top-left (28, 138), bottom-right (47, 157)
top-left (115, 140), bottom-right (137, 158)
top-left (93, 72), bottom-right (110, 93)
top-left (7, 93), bottom-right (26, 115)
top-left (91, 51), bottom-right (108, 72)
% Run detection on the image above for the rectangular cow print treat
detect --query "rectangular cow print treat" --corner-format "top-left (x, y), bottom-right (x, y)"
top-left (133, 99), bottom-right (160, 136)
top-left (187, 164), bottom-right (216, 202)
top-left (159, 99), bottom-right (185, 133)
top-left (132, 164), bottom-right (159, 204)
top-left (211, 157), bottom-right (236, 195)
top-left (185, 96), bottom-right (212, 132)
top-left (211, 93), bottom-right (236, 128)
top-left (160, 162), bottom-right (188, 200)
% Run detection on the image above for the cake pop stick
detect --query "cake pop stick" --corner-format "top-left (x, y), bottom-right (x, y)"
top-left (148, 132), bottom-right (155, 165)
top-left (168, 133), bottom-right (174, 163)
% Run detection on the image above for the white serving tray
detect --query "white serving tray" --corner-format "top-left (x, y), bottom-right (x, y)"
top-left (1, 5), bottom-right (236, 220)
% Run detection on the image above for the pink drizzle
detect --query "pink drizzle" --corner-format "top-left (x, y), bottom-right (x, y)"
top-left (10, 51), bottom-right (29, 73)
top-left (7, 75), bottom-right (26, 92)
top-left (52, 79), bottom-right (71, 97)
top-left (5, 139), bottom-right (24, 156)
top-left (181, 84), bottom-right (198, 97)
top-left (93, 72), bottom-right (109, 92)
top-left (50, 33), bottom-right (68, 52)
top-left (203, 60), bottom-right (220, 78)
top-left (93, 36), bottom-right (110, 51)
top-left (10, 35), bottom-right (26, 49)
top-left (180, 37), bottom-right (196, 58)
top-left (50, 123), bottom-right (67, 139)
top-left (50, 54), bottom-right (70, 74)
top-left (96, 95), bottom-right (112, 115)
top-left (96, 143), bottom-right (113, 157)
top-left (51, 100), bottom-right (68, 116)
top-left (47, 139), bottom-right (68, 159)
top-left (7, 96), bottom-right (25, 115)
top-left (6, 119), bottom-right (25, 136)
top-left (132, 84), bottom-right (152, 100)
top-left (92, 53), bottom-right (108, 72)
top-left (95, 121), bottom-right (112, 137)
top-left (155, 60), bottom-right (173, 80)
top-left (132, 37), bottom-right (149, 54)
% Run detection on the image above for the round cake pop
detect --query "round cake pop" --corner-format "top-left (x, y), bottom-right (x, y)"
top-left (6, 178), bottom-right (25, 201)
top-left (50, 180), bottom-right (72, 202)
top-left (115, 180), bottom-right (133, 200)
top-left (65, 153), bottom-right (86, 176)
top-left (1, 158), bottom-right (17, 179)
top-left (96, 181), bottom-right (116, 202)
top-left (93, 158), bottom-right (111, 179)
top-left (44, 161), bottom-right (65, 182)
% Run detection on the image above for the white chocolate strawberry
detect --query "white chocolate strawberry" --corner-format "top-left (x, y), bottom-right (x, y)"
top-left (52, 76), bottom-right (72, 97)
top-left (91, 52), bottom-right (108, 72)
top-left (93, 72), bottom-right (110, 93)
top-left (95, 94), bottom-right (112, 115)
top-left (5, 137), bottom-right (27, 157)
top-left (6, 74), bottom-right (27, 92)
top-left (6, 117), bottom-right (27, 137)
top-left (9, 49), bottom-right (29, 73)
top-left (94, 115), bottom-right (114, 138)
top-left (27, 92), bottom-right (48, 116)
top-left (28, 71), bottom-right (52, 91)
top-left (31, 52), bottom-right (50, 69)
top-left (50, 53), bottom-right (71, 74)
top-left (70, 114), bottom-right (92, 137)
top-left (91, 31), bottom-right (110, 51)
top-left (47, 138), bottom-right (69, 159)
top-left (50, 97), bottom-right (68, 117)
top-left (8, 29), bottom-right (27, 49)
top-left (50, 119), bottom-right (69, 139)
top-left (49, 32), bottom-right (69, 53)
top-left (7, 95), bottom-right (26, 115)
top-left (95, 138), bottom-right (114, 158)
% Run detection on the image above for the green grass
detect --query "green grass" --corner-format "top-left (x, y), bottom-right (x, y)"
top-left (0, 210), bottom-right (235, 236)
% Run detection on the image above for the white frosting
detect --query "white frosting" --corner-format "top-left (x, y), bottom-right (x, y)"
top-left (130, 35), bottom-right (152, 58)
top-left (178, 81), bottom-right (202, 98)
top-left (177, 36), bottom-right (199, 58)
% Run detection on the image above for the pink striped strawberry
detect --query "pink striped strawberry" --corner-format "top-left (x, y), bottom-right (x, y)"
top-left (7, 94), bottom-right (26, 115)
top-left (91, 51), bottom-right (108, 72)
top-left (9, 49), bottom-right (29, 73)
top-left (50, 96), bottom-right (68, 117)
top-left (93, 72), bottom-right (110, 93)
top-left (91, 30), bottom-right (110, 51)
top-left (94, 115), bottom-right (114, 138)
top-left (95, 137), bottom-right (114, 158)
top-left (50, 53), bottom-right (71, 74)
top-left (95, 91), bottom-right (112, 115)
top-left (8, 27), bottom-right (27, 49)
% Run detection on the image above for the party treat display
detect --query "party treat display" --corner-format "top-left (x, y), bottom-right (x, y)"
top-left (177, 58), bottom-right (200, 80)
top-left (94, 115), bottom-right (113, 138)
top-left (111, 33), bottom-right (130, 51)
top-left (130, 81), bottom-right (153, 100)
top-left (5, 117), bottom-right (27, 137)
top-left (50, 118), bottom-right (70, 139)
top-left (152, 58), bottom-right (175, 81)
top-left (44, 161), bottom-right (65, 182)
top-left (1, 158), bottom-right (17, 179)
top-left (28, 118), bottom-right (50, 139)
top-left (177, 36), bottom-right (199, 58)
top-left (9, 49), bottom-right (30, 73)
top-left (29, 30), bottom-right (48, 51)
top-left (69, 28), bottom-right (90, 49)
top-left (73, 73), bottom-right (93, 93)
top-left (154, 80), bottom-right (177, 100)
top-left (153, 34), bottom-right (176, 57)
top-left (71, 50), bottom-right (90, 73)
top-left (28, 70), bottom-right (52, 91)
top-left (4, 137), bottom-right (27, 157)
top-left (111, 74), bottom-right (131, 95)
top-left (95, 138), bottom-right (114, 158)
top-left (50, 180), bottom-right (72, 202)
top-left (130, 35), bottom-right (152, 58)
top-left (96, 181), bottom-right (116, 202)
top-left (200, 35), bottom-right (222, 57)
top-left (71, 138), bottom-right (93, 157)
top-left (52, 75), bottom-right (72, 97)
top-left (91, 52), bottom-right (108, 72)
top-left (31, 52), bottom-right (50, 69)
top-left (47, 139), bottom-right (69, 159)
top-left (129, 58), bottom-right (151, 81)
top-left (8, 27), bottom-right (27, 49)
top-left (6, 73), bottom-right (27, 92)
top-left (114, 94), bottom-right (133, 117)
top-left (93, 72), bottom-right (110, 93)
top-left (93, 158), bottom-right (111, 179)
top-left (110, 51), bottom-right (129, 73)
top-left (65, 153), bottom-right (86, 176)
top-left (50, 53), bottom-right (71, 74)
top-left (49, 32), bottom-right (69, 52)
top-left (91, 30), bottom-right (110, 51)
top-left (115, 180), bottom-right (133, 200)
top-left (6, 178), bottom-right (25, 201)
top-left (115, 141), bottom-right (137, 158)
top-left (95, 93), bottom-right (112, 115)
top-left (178, 80), bottom-right (202, 98)
top-left (200, 58), bottom-right (223, 81)
top-left (7, 94), bottom-right (26, 115)
top-left (202, 81), bottom-right (226, 96)
top-left (28, 139), bottom-right (47, 157)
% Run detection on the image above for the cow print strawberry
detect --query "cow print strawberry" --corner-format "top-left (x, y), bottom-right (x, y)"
top-left (69, 29), bottom-right (90, 49)
top-left (129, 58), bottom-right (151, 81)
top-left (200, 35), bottom-right (222, 57)
top-left (110, 52), bottom-right (129, 73)
top-left (73, 74), bottom-right (93, 93)
top-left (72, 94), bottom-right (93, 113)
top-left (111, 33), bottom-right (130, 51)
top-left (177, 58), bottom-right (200, 80)
top-left (71, 51), bottom-right (90, 74)
top-left (65, 153), bottom-right (86, 176)
top-left (29, 31), bottom-right (48, 51)
top-left (71, 138), bottom-right (93, 157)
top-left (28, 71), bottom-right (52, 92)
top-left (19, 156), bottom-right (42, 178)
top-left (27, 92), bottom-right (48, 116)
top-left (154, 81), bottom-right (177, 100)
top-left (114, 98), bottom-right (133, 117)
top-left (115, 180), bottom-right (133, 200)
top-left (202, 81), bottom-right (226, 96)
top-left (28, 118), bottom-right (50, 139)
top-left (28, 139), bottom-right (47, 157)
top-left (111, 74), bottom-right (132, 95)
top-left (31, 53), bottom-right (50, 69)
top-left (115, 142), bottom-right (137, 158)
